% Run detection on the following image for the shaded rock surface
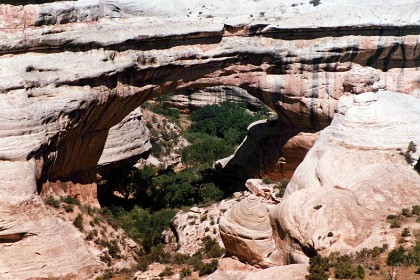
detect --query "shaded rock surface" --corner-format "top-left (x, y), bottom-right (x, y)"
top-left (98, 108), bottom-right (151, 171)
top-left (215, 120), bottom-right (318, 190)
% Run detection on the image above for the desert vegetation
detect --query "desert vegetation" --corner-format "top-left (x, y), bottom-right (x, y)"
top-left (306, 205), bottom-right (420, 280)
top-left (92, 99), bottom-right (269, 278)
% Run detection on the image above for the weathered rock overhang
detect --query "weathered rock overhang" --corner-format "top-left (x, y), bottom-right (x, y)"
top-left (0, 1), bottom-right (419, 199)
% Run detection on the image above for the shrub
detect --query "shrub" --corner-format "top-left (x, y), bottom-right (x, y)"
top-left (412, 205), bottom-right (420, 215)
top-left (199, 259), bottom-right (218, 276)
top-left (44, 196), bottom-right (60, 208)
top-left (173, 253), bottom-right (190, 265)
top-left (63, 204), bottom-right (74, 213)
top-left (159, 267), bottom-right (174, 277)
top-left (86, 230), bottom-right (98, 241)
top-left (401, 228), bottom-right (411, 237)
top-left (387, 247), bottom-right (406, 266)
top-left (63, 196), bottom-right (81, 206)
top-left (405, 141), bottom-right (417, 164)
top-left (275, 180), bottom-right (289, 198)
top-left (309, 0), bottom-right (321, 6)
top-left (200, 183), bottom-right (224, 202)
top-left (182, 135), bottom-right (233, 168)
top-left (95, 269), bottom-right (113, 280)
top-left (306, 256), bottom-right (329, 280)
top-left (180, 267), bottom-right (191, 278)
top-left (100, 253), bottom-right (112, 266)
top-left (107, 240), bottom-right (120, 258)
top-left (151, 142), bottom-right (163, 157)
top-left (334, 255), bottom-right (360, 279)
top-left (200, 236), bottom-right (225, 258)
top-left (73, 214), bottom-right (84, 232)
top-left (262, 177), bottom-right (274, 184)
top-left (402, 208), bottom-right (412, 217)
top-left (390, 218), bottom-right (401, 228)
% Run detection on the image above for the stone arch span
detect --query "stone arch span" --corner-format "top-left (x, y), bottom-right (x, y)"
top-left (0, 4), bottom-right (419, 203)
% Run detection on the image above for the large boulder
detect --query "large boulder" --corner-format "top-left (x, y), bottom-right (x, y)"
top-left (272, 91), bottom-right (420, 260)
top-left (219, 194), bottom-right (280, 267)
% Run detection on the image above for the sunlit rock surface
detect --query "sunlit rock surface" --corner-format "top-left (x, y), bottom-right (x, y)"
top-left (272, 91), bottom-right (420, 261)
top-left (0, 0), bottom-right (419, 278)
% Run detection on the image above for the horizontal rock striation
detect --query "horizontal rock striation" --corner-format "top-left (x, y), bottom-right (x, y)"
top-left (219, 194), bottom-right (280, 267)
top-left (0, 0), bottom-right (419, 278)
top-left (98, 108), bottom-right (151, 171)
top-left (0, 0), bottom-right (418, 193)
top-left (162, 86), bottom-right (267, 112)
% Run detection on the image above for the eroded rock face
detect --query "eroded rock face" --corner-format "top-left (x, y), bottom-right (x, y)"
top-left (272, 91), bottom-right (420, 261)
top-left (0, 0), bottom-right (419, 193)
top-left (170, 201), bottom-right (235, 255)
top-left (163, 86), bottom-right (267, 112)
top-left (99, 108), bottom-right (151, 171)
top-left (0, 0), bottom-right (419, 278)
top-left (219, 194), bottom-right (279, 267)
top-left (0, 196), bottom-right (100, 280)
top-left (215, 120), bottom-right (319, 189)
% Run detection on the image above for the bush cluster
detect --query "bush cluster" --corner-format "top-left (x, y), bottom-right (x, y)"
top-left (134, 237), bottom-right (223, 277)
top-left (183, 102), bottom-right (267, 168)
top-left (306, 254), bottom-right (365, 280)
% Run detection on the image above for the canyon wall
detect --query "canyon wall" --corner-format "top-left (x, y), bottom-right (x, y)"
top-left (0, 0), bottom-right (419, 278)
top-left (0, 0), bottom-right (418, 194)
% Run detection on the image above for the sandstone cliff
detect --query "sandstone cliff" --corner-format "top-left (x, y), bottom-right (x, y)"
top-left (215, 90), bottom-right (419, 277)
top-left (271, 91), bottom-right (420, 263)
top-left (0, 0), bottom-right (418, 194)
top-left (0, 0), bottom-right (419, 279)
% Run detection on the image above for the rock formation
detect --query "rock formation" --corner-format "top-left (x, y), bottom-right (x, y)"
top-left (0, 0), bottom-right (418, 195)
top-left (98, 108), bottom-right (151, 171)
top-left (0, 0), bottom-right (419, 278)
top-left (135, 108), bottom-right (188, 171)
top-left (208, 253), bottom-right (307, 280)
top-left (219, 194), bottom-right (280, 267)
top-left (162, 86), bottom-right (267, 112)
top-left (170, 201), bottom-right (235, 255)
top-left (215, 120), bottom-right (319, 189)
top-left (245, 179), bottom-right (281, 204)
top-left (216, 90), bottom-right (419, 276)
top-left (271, 91), bottom-right (420, 263)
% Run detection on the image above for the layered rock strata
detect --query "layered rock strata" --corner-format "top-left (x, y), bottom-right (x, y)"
top-left (218, 91), bottom-right (420, 271)
top-left (208, 258), bottom-right (307, 280)
top-left (0, 0), bottom-right (419, 279)
top-left (163, 86), bottom-right (267, 112)
top-left (0, 0), bottom-right (418, 193)
top-left (219, 194), bottom-right (280, 267)
top-left (98, 108), bottom-right (151, 171)
top-left (271, 91), bottom-right (420, 263)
